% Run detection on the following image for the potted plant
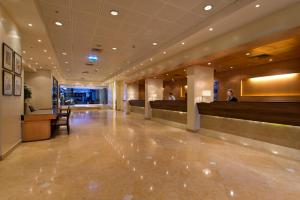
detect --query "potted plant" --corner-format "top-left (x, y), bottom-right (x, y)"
top-left (24, 85), bottom-right (32, 114)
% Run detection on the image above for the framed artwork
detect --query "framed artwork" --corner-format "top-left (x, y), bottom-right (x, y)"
top-left (2, 43), bottom-right (13, 71)
top-left (2, 70), bottom-right (13, 96)
top-left (14, 52), bottom-right (22, 75)
top-left (14, 75), bottom-right (22, 96)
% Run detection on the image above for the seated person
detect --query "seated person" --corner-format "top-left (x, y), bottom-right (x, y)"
top-left (168, 93), bottom-right (176, 100)
top-left (226, 89), bottom-right (238, 102)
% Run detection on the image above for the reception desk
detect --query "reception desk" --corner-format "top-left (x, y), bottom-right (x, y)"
top-left (197, 102), bottom-right (300, 150)
top-left (150, 100), bottom-right (187, 112)
top-left (22, 110), bottom-right (57, 142)
top-left (128, 100), bottom-right (145, 107)
top-left (197, 101), bottom-right (300, 126)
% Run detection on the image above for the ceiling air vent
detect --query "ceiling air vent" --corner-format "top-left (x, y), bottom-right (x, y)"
top-left (249, 53), bottom-right (271, 59)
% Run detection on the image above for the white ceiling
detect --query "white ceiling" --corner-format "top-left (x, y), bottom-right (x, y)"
top-left (1, 0), bottom-right (299, 85)
top-left (35, 0), bottom-right (252, 82)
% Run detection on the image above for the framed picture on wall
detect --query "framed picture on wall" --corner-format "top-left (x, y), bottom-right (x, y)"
top-left (14, 75), bottom-right (22, 96)
top-left (2, 70), bottom-right (13, 96)
top-left (2, 43), bottom-right (13, 71)
top-left (14, 52), bottom-right (22, 75)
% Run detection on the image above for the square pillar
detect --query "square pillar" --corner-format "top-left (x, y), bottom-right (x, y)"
top-left (108, 81), bottom-right (116, 110)
top-left (126, 83), bottom-right (139, 114)
top-left (145, 79), bottom-right (163, 119)
top-left (187, 66), bottom-right (214, 131)
top-left (116, 80), bottom-right (126, 111)
top-left (127, 83), bottom-right (139, 100)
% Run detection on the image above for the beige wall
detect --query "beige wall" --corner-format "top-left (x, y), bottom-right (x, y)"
top-left (0, 5), bottom-right (23, 158)
top-left (216, 59), bottom-right (300, 102)
top-left (24, 70), bottom-right (52, 109)
top-left (127, 83), bottom-right (139, 100)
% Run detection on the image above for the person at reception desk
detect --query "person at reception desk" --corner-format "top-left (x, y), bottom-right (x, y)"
top-left (226, 89), bottom-right (238, 102)
top-left (168, 93), bottom-right (176, 100)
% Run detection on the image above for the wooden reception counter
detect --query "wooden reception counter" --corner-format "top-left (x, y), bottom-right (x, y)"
top-left (197, 102), bottom-right (300, 127)
top-left (22, 110), bottom-right (57, 142)
top-left (150, 100), bottom-right (187, 112)
top-left (128, 100), bottom-right (145, 107)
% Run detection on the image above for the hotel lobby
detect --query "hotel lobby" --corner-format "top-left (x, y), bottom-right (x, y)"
top-left (0, 0), bottom-right (300, 199)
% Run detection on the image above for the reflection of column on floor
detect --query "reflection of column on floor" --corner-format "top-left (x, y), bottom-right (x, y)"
top-left (126, 83), bottom-right (139, 114)
top-left (116, 80), bottom-right (126, 111)
top-left (145, 79), bottom-right (163, 119)
top-left (187, 66), bottom-right (214, 132)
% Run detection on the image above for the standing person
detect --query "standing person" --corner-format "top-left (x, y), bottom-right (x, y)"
top-left (168, 92), bottom-right (176, 100)
top-left (226, 89), bottom-right (238, 102)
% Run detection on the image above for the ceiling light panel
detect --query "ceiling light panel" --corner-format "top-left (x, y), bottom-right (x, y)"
top-left (36, 0), bottom-right (248, 82)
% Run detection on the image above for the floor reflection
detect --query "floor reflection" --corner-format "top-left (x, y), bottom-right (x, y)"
top-left (0, 110), bottom-right (299, 200)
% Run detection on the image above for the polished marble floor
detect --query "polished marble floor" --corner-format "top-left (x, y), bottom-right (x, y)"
top-left (1, 110), bottom-right (300, 200)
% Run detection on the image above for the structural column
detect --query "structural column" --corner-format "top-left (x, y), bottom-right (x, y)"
top-left (127, 83), bottom-right (139, 100)
top-left (187, 66), bottom-right (214, 131)
top-left (116, 80), bottom-right (126, 111)
top-left (126, 83), bottom-right (139, 114)
top-left (108, 81), bottom-right (116, 110)
top-left (145, 79), bottom-right (163, 119)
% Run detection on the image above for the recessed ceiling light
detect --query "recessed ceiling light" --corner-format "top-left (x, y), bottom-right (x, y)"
top-left (65, 61), bottom-right (69, 64)
top-left (269, 58), bottom-right (273, 62)
top-left (255, 4), bottom-right (260, 8)
top-left (181, 42), bottom-right (185, 45)
top-left (62, 52), bottom-right (67, 55)
top-left (37, 39), bottom-right (42, 42)
top-left (112, 47), bottom-right (117, 50)
top-left (208, 62), bottom-right (212, 65)
top-left (110, 10), bottom-right (119, 16)
top-left (22, 50), bottom-right (26, 54)
top-left (209, 27), bottom-right (214, 31)
top-left (39, 66), bottom-right (42, 69)
top-left (246, 52), bottom-right (251, 56)
top-left (48, 57), bottom-right (51, 60)
top-left (204, 5), bottom-right (213, 11)
top-left (28, 23), bottom-right (33, 27)
top-left (35, 62), bottom-right (38, 65)
top-left (150, 58), bottom-right (153, 61)
top-left (43, 49), bottom-right (47, 53)
top-left (163, 51), bottom-right (167, 54)
top-left (55, 21), bottom-right (63, 26)
top-left (152, 42), bottom-right (158, 46)
top-left (54, 66), bottom-right (57, 69)
top-left (29, 57), bottom-right (33, 60)
top-left (230, 66), bottom-right (234, 69)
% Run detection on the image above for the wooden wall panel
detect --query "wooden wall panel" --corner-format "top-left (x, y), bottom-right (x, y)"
top-left (215, 59), bottom-right (300, 102)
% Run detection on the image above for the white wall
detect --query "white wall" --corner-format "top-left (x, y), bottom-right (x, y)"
top-left (127, 83), bottom-right (139, 100)
top-left (24, 70), bottom-right (52, 109)
top-left (0, 5), bottom-right (23, 158)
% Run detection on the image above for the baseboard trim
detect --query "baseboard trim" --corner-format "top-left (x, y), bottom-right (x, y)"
top-left (151, 118), bottom-right (186, 130)
top-left (199, 128), bottom-right (300, 161)
top-left (0, 140), bottom-right (22, 161)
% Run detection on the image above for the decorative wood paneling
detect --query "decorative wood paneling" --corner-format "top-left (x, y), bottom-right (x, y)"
top-left (150, 100), bottom-right (187, 112)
